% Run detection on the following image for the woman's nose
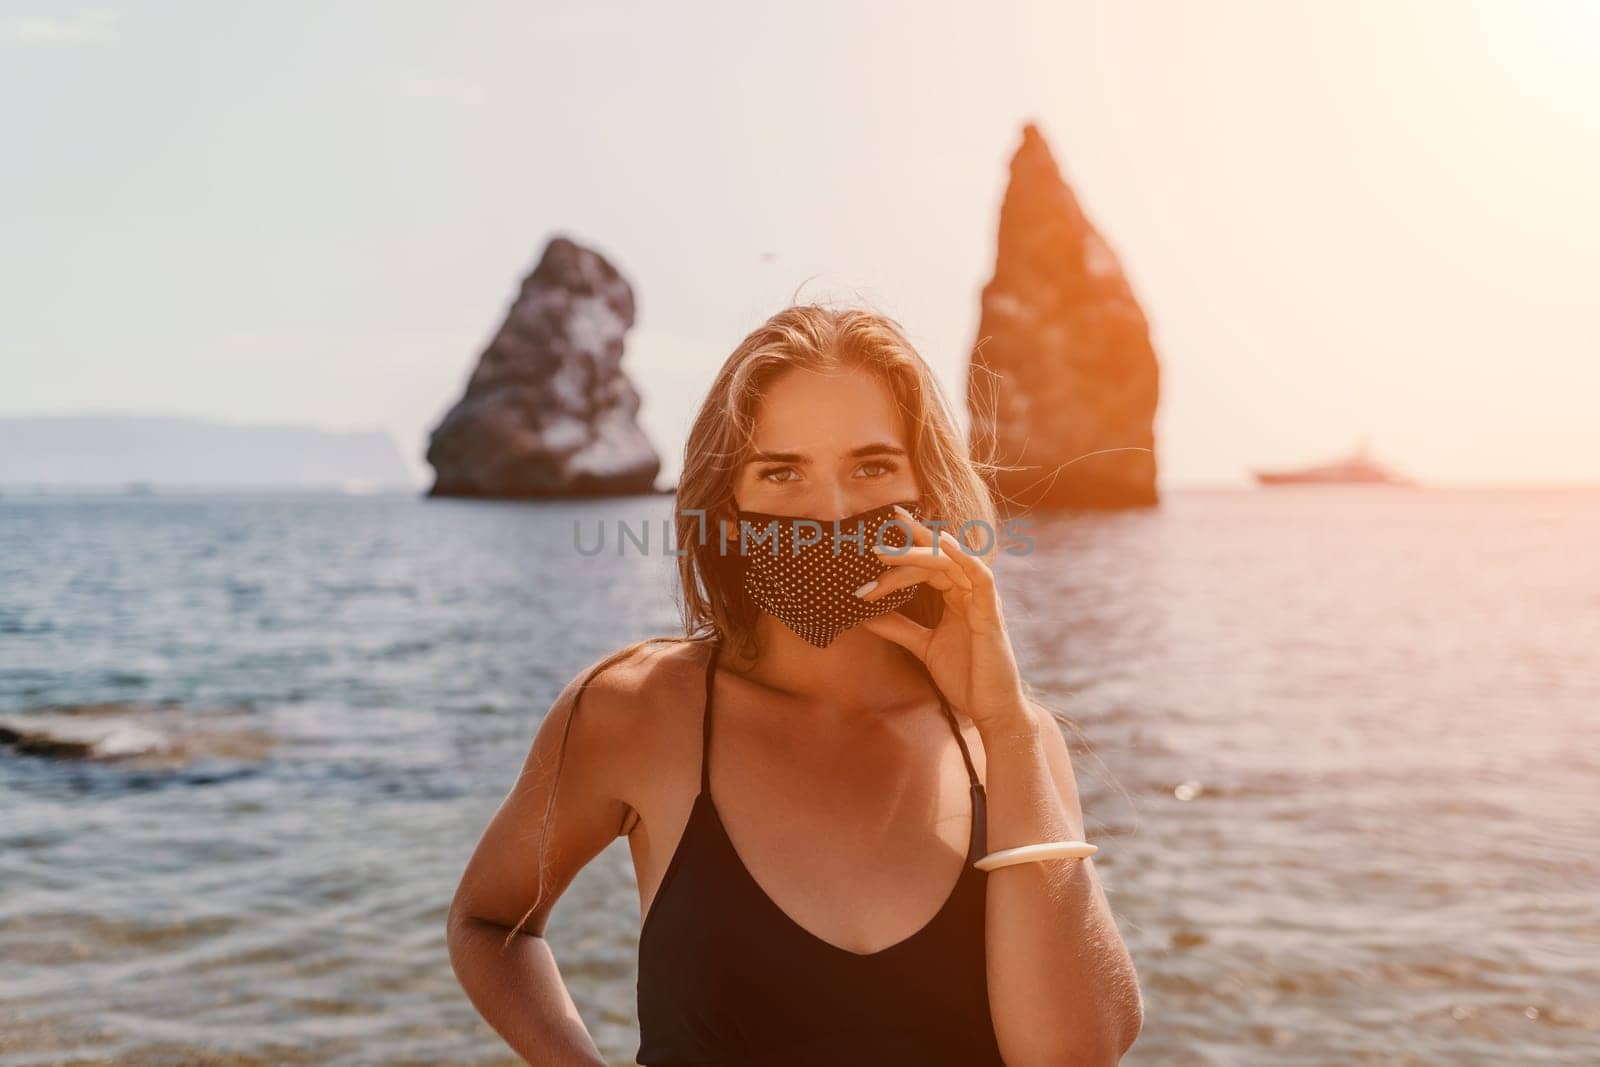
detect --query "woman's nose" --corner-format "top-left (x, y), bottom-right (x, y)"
top-left (815, 489), bottom-right (863, 523)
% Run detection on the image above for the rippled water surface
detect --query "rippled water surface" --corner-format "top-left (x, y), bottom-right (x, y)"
top-left (2, 488), bottom-right (1596, 1066)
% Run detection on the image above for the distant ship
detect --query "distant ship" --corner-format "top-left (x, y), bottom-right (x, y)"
top-left (1251, 438), bottom-right (1415, 487)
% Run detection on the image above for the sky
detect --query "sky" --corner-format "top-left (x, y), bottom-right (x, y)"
top-left (3, 0), bottom-right (1597, 489)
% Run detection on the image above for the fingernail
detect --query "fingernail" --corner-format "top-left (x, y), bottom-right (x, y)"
top-left (854, 580), bottom-right (878, 598)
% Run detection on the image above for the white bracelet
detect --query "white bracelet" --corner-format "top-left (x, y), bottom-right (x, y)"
top-left (973, 841), bottom-right (1097, 871)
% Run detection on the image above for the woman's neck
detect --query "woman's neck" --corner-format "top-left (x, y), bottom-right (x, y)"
top-left (724, 618), bottom-right (939, 726)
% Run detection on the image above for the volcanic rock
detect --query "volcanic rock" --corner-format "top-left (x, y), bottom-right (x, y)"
top-left (968, 123), bottom-right (1160, 511)
top-left (426, 236), bottom-right (661, 498)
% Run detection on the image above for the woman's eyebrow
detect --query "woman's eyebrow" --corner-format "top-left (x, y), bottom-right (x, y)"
top-left (745, 442), bottom-right (907, 466)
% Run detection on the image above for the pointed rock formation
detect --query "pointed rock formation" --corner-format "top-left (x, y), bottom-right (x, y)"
top-left (968, 123), bottom-right (1160, 511)
top-left (426, 236), bottom-right (661, 498)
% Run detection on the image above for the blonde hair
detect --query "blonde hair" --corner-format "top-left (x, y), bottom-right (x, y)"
top-left (500, 300), bottom-right (1100, 949)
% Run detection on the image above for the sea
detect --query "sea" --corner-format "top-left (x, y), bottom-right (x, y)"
top-left (1, 487), bottom-right (1596, 1067)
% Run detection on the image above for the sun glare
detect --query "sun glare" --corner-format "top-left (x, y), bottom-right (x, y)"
top-left (1465, 0), bottom-right (1600, 133)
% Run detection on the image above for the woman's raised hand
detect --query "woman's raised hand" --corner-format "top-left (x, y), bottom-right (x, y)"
top-left (855, 504), bottom-right (1032, 736)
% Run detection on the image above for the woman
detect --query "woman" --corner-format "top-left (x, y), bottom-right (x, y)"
top-left (446, 305), bottom-right (1143, 1066)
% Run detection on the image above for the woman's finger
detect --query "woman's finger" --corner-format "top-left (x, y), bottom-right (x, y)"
top-left (856, 563), bottom-right (948, 599)
top-left (930, 525), bottom-right (994, 595)
top-left (873, 544), bottom-right (972, 591)
top-left (888, 507), bottom-right (977, 590)
top-left (855, 609), bottom-right (933, 658)
top-left (886, 505), bottom-right (934, 550)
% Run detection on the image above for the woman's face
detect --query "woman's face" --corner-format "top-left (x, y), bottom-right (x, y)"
top-left (733, 364), bottom-right (921, 520)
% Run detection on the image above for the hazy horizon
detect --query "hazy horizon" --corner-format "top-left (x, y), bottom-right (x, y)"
top-left (5, 1), bottom-right (1597, 490)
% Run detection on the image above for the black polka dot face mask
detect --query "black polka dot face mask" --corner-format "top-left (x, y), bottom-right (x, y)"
top-left (725, 498), bottom-right (927, 649)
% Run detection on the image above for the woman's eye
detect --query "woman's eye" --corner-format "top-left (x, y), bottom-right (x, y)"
top-left (859, 461), bottom-right (897, 478)
top-left (758, 466), bottom-right (797, 483)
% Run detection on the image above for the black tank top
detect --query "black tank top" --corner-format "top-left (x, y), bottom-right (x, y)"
top-left (635, 636), bottom-right (1006, 1066)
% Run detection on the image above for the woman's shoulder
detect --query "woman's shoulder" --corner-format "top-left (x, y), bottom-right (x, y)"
top-left (552, 636), bottom-right (715, 749)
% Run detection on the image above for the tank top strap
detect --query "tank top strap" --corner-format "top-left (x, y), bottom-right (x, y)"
top-left (700, 634), bottom-right (720, 796)
top-left (935, 693), bottom-right (982, 792)
top-left (935, 691), bottom-right (988, 865)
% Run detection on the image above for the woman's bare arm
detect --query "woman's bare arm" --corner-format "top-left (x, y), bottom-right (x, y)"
top-left (446, 920), bottom-right (608, 1066)
top-left (446, 661), bottom-right (639, 1066)
top-left (980, 699), bottom-right (1143, 1065)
